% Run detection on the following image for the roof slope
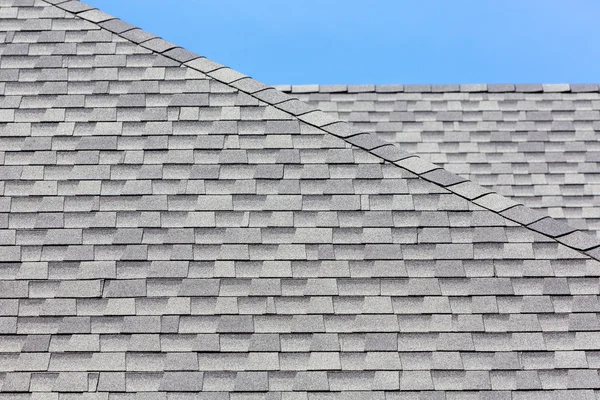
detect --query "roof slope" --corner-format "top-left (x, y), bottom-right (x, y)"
top-left (0, 0), bottom-right (600, 397)
top-left (278, 84), bottom-right (600, 239)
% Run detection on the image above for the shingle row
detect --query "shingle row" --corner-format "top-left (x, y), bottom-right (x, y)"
top-left (0, 243), bottom-right (586, 262)
top-left (278, 84), bottom-right (600, 94)
top-left (3, 369), bottom-right (600, 392)
top-left (1, 258), bottom-right (594, 278)
top-left (3, 350), bottom-right (600, 369)
top-left (3, 301), bottom-right (600, 330)
top-left (0, 227), bottom-right (566, 244)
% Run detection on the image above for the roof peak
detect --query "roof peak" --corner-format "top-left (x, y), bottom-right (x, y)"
top-left (42, 0), bottom-right (600, 261)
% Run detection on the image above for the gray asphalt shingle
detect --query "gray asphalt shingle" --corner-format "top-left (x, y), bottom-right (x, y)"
top-left (0, 0), bottom-right (598, 398)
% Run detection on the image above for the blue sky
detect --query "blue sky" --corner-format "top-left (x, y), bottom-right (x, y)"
top-left (85, 0), bottom-right (600, 85)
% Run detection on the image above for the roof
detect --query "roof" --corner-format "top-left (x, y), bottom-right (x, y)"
top-left (276, 84), bottom-right (600, 239)
top-left (1, 0), bottom-right (600, 397)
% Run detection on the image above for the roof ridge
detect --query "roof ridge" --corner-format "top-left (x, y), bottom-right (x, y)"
top-left (273, 83), bottom-right (600, 94)
top-left (44, 0), bottom-right (600, 261)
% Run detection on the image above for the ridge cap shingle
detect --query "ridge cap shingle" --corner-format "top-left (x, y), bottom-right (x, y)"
top-left (44, 0), bottom-right (600, 260)
top-left (273, 83), bottom-right (600, 93)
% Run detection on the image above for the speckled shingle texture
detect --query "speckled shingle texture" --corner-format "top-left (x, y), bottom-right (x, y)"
top-left (279, 84), bottom-right (600, 239)
top-left (1, 0), bottom-right (600, 398)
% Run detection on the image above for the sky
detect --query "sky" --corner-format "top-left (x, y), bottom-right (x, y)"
top-left (85, 0), bottom-right (600, 85)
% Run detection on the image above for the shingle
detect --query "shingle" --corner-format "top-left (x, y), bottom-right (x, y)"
top-left (372, 84), bottom-right (403, 93)
top-left (500, 205), bottom-right (547, 226)
top-left (0, 316), bottom-right (17, 333)
top-left (58, 1), bottom-right (94, 13)
top-left (289, 84), bottom-right (318, 93)
top-left (0, 371), bottom-right (30, 391)
top-left (179, 279), bottom-right (220, 296)
top-left (570, 83), bottom-right (599, 92)
top-left (346, 133), bottom-right (388, 150)
top-left (0, 246), bottom-right (22, 262)
top-left (404, 84), bottom-right (432, 93)
top-left (185, 57), bottom-right (225, 73)
top-left (49, 352), bottom-right (124, 372)
top-left (586, 246), bottom-right (600, 260)
top-left (400, 370), bottom-right (434, 390)
top-left (40, 371), bottom-right (84, 392)
top-left (395, 156), bottom-right (440, 175)
top-left (157, 371), bottom-right (204, 391)
top-left (228, 78), bottom-right (268, 94)
top-left (488, 84), bottom-right (515, 92)
top-left (56, 280), bottom-right (103, 297)
top-left (78, 9), bottom-right (114, 23)
top-left (291, 371), bottom-right (329, 391)
top-left (431, 84), bottom-right (459, 92)
top-left (528, 217), bottom-right (577, 238)
top-left (369, 145), bottom-right (411, 162)
top-left (98, 372), bottom-right (126, 391)
top-left (318, 121), bottom-right (356, 139)
top-left (473, 193), bottom-right (519, 212)
top-left (557, 230), bottom-right (600, 251)
top-left (347, 84), bottom-right (375, 93)
top-left (515, 84), bottom-right (543, 92)
top-left (447, 181), bottom-right (491, 200)
top-left (298, 111), bottom-right (339, 127)
top-left (48, 334), bottom-right (98, 353)
top-left (141, 38), bottom-right (177, 53)
top-left (125, 371), bottom-right (162, 392)
top-left (316, 84), bottom-right (346, 93)
top-left (542, 83), bottom-right (570, 92)
top-left (209, 67), bottom-right (248, 84)
top-left (421, 169), bottom-right (466, 187)
top-left (103, 279), bottom-right (146, 297)
top-left (120, 29), bottom-right (157, 44)
top-left (460, 84), bottom-right (487, 92)
top-left (233, 371), bottom-right (268, 391)
top-left (163, 47), bottom-right (199, 63)
top-left (276, 99), bottom-right (316, 115)
top-left (99, 19), bottom-right (136, 34)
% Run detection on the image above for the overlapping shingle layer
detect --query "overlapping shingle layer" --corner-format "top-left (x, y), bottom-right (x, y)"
top-left (1, 0), bottom-right (600, 397)
top-left (279, 84), bottom-right (600, 238)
